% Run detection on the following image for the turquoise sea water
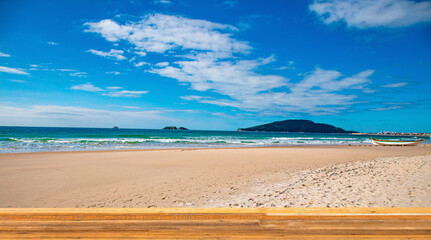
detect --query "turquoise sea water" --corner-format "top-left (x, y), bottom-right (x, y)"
top-left (0, 126), bottom-right (429, 153)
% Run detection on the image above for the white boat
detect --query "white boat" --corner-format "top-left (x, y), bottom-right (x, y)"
top-left (371, 137), bottom-right (423, 146)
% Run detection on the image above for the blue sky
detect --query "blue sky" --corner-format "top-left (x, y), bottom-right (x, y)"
top-left (1, 0), bottom-right (430, 132)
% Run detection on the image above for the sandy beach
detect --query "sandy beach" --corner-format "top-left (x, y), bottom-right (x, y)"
top-left (0, 145), bottom-right (430, 208)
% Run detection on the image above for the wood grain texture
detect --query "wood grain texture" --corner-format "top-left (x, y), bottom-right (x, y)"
top-left (0, 208), bottom-right (430, 239)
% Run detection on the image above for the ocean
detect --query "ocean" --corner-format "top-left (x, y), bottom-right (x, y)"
top-left (0, 126), bottom-right (429, 153)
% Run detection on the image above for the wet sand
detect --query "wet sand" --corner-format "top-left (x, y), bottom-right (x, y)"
top-left (0, 145), bottom-right (430, 208)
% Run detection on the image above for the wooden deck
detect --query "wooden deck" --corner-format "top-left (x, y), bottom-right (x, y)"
top-left (1, 208), bottom-right (430, 239)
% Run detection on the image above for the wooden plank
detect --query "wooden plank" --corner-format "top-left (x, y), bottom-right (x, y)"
top-left (0, 208), bottom-right (430, 239)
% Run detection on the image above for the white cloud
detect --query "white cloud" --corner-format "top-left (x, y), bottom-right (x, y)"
top-left (48, 42), bottom-right (59, 45)
top-left (0, 52), bottom-right (11, 57)
top-left (370, 106), bottom-right (402, 111)
top-left (154, 0), bottom-right (172, 4)
top-left (382, 101), bottom-right (411, 105)
top-left (42, 68), bottom-right (75, 72)
top-left (102, 90), bottom-right (148, 98)
top-left (291, 68), bottom-right (373, 93)
top-left (106, 71), bottom-right (121, 75)
top-left (71, 82), bottom-right (148, 97)
top-left (85, 14), bottom-right (374, 115)
top-left (8, 79), bottom-right (26, 83)
top-left (0, 66), bottom-right (29, 75)
top-left (0, 104), bottom-right (169, 128)
top-left (178, 67), bottom-right (373, 115)
top-left (362, 88), bottom-right (377, 94)
top-left (121, 106), bottom-right (141, 109)
top-left (106, 86), bottom-right (123, 90)
top-left (70, 72), bottom-right (87, 77)
top-left (180, 95), bottom-right (205, 101)
top-left (275, 60), bottom-right (295, 70)
top-left (71, 83), bottom-right (104, 92)
top-left (26, 64), bottom-right (81, 74)
top-left (382, 82), bottom-right (408, 88)
top-left (84, 19), bottom-right (130, 42)
top-left (87, 49), bottom-right (126, 60)
top-left (106, 105), bottom-right (143, 109)
top-left (135, 51), bottom-right (147, 56)
top-left (211, 112), bottom-right (239, 119)
top-left (84, 14), bottom-right (250, 55)
top-left (134, 61), bottom-right (149, 67)
top-left (153, 54), bottom-right (286, 94)
top-left (222, 0), bottom-right (237, 8)
top-left (309, 0), bottom-right (431, 28)
top-left (155, 62), bottom-right (169, 67)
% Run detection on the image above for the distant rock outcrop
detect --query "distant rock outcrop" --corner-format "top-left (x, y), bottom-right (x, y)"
top-left (162, 126), bottom-right (189, 130)
top-left (163, 126), bottom-right (178, 130)
top-left (237, 119), bottom-right (356, 133)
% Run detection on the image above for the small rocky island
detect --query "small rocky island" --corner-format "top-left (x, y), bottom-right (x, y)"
top-left (162, 126), bottom-right (189, 130)
top-left (237, 119), bottom-right (356, 133)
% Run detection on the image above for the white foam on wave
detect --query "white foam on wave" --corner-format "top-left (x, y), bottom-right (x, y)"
top-left (0, 135), bottom-right (374, 153)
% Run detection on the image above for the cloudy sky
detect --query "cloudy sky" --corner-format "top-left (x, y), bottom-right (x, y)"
top-left (1, 0), bottom-right (430, 132)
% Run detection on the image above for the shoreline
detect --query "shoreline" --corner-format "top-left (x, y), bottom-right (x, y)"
top-left (0, 143), bottom-right (375, 155)
top-left (1, 145), bottom-right (430, 208)
top-left (2, 143), bottom-right (431, 155)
